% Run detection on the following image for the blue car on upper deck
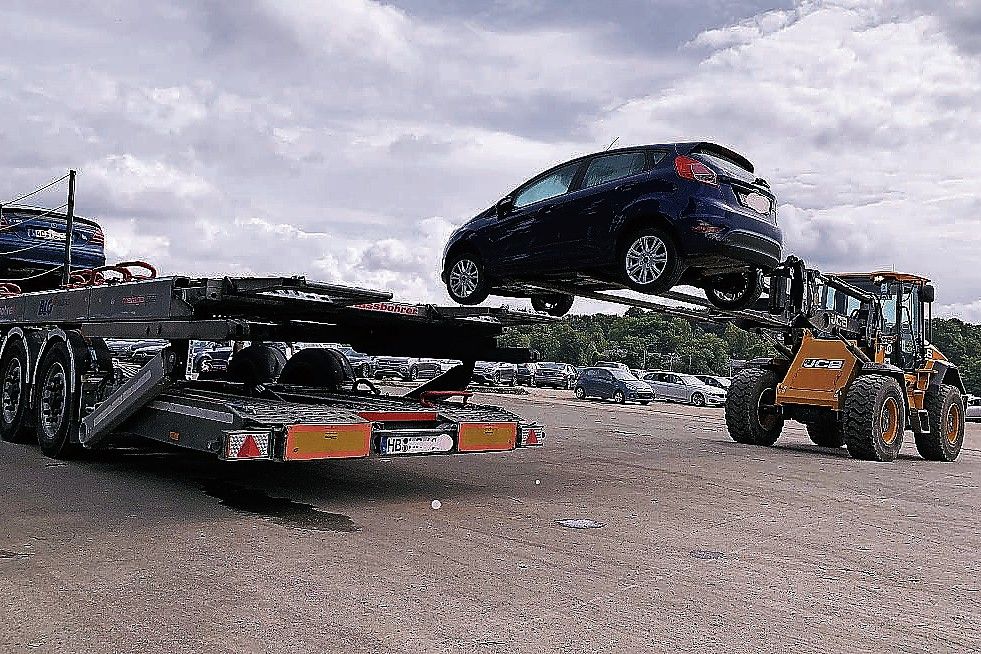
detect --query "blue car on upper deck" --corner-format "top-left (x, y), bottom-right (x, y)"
top-left (0, 206), bottom-right (105, 287)
top-left (441, 142), bottom-right (782, 315)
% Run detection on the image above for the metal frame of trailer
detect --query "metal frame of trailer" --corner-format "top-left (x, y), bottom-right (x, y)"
top-left (0, 274), bottom-right (550, 461)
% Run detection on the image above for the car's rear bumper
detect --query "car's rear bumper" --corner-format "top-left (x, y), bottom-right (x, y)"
top-left (719, 230), bottom-right (782, 270)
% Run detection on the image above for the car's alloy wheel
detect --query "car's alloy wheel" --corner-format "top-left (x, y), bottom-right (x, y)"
top-left (613, 391), bottom-right (626, 404)
top-left (574, 386), bottom-right (586, 399)
top-left (691, 392), bottom-right (706, 407)
top-left (619, 228), bottom-right (683, 294)
top-left (446, 253), bottom-right (490, 305)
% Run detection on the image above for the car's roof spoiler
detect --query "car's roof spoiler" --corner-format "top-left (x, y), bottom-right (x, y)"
top-left (684, 142), bottom-right (755, 174)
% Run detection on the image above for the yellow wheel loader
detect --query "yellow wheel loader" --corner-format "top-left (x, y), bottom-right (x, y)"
top-left (725, 259), bottom-right (966, 462)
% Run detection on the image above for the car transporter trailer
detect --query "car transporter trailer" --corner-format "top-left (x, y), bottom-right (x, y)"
top-left (0, 271), bottom-right (550, 461)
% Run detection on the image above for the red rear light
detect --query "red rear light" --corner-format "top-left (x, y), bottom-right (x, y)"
top-left (91, 227), bottom-right (104, 246)
top-left (674, 155), bottom-right (718, 186)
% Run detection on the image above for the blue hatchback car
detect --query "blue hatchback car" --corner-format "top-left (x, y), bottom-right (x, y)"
top-left (574, 367), bottom-right (655, 404)
top-left (442, 142), bottom-right (781, 315)
top-left (0, 206), bottom-right (106, 286)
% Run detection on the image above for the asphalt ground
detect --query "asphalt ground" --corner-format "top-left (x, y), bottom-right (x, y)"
top-left (2, 387), bottom-right (979, 653)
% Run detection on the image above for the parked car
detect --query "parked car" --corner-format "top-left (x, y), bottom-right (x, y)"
top-left (516, 363), bottom-right (537, 386)
top-left (574, 367), bottom-right (654, 404)
top-left (0, 206), bottom-right (105, 287)
top-left (472, 361), bottom-right (517, 386)
top-left (372, 356), bottom-right (440, 381)
top-left (441, 142), bottom-right (781, 315)
top-left (323, 344), bottom-right (375, 378)
top-left (195, 346), bottom-right (233, 373)
top-left (595, 361), bottom-right (631, 373)
top-left (535, 362), bottom-right (578, 389)
top-left (106, 339), bottom-right (169, 364)
top-left (694, 375), bottom-right (732, 391)
top-left (642, 371), bottom-right (726, 406)
top-left (967, 395), bottom-right (980, 422)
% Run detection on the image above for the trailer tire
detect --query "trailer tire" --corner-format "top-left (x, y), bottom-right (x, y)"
top-left (725, 368), bottom-right (783, 446)
top-left (806, 413), bottom-right (844, 448)
top-left (0, 338), bottom-right (31, 443)
top-left (34, 342), bottom-right (80, 459)
top-left (843, 374), bottom-right (905, 462)
top-left (915, 384), bottom-right (964, 462)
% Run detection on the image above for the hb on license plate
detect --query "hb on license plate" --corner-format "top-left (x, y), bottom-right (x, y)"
top-left (382, 433), bottom-right (454, 455)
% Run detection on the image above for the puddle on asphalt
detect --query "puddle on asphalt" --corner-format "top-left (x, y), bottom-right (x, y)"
top-left (203, 481), bottom-right (358, 532)
top-left (556, 518), bottom-right (605, 530)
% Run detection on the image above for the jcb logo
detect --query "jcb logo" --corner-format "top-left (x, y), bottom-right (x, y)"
top-left (802, 358), bottom-right (844, 370)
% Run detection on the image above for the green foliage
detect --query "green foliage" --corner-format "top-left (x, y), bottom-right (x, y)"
top-left (500, 310), bottom-right (772, 375)
top-left (501, 313), bottom-right (980, 391)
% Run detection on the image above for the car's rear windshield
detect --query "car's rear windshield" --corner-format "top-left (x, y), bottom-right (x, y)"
top-left (539, 363), bottom-right (564, 369)
top-left (610, 369), bottom-right (638, 380)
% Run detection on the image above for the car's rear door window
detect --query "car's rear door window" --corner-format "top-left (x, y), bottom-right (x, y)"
top-left (582, 151), bottom-right (648, 189)
top-left (514, 163), bottom-right (579, 208)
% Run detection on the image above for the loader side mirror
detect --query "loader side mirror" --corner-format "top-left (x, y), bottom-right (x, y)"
top-left (921, 284), bottom-right (935, 303)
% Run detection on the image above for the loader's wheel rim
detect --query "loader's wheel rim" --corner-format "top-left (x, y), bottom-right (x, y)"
top-left (880, 396), bottom-right (900, 445)
top-left (625, 235), bottom-right (668, 285)
top-left (449, 258), bottom-right (480, 299)
top-left (757, 387), bottom-right (779, 430)
top-left (40, 362), bottom-right (68, 441)
top-left (2, 358), bottom-right (22, 424)
top-left (945, 402), bottom-right (961, 444)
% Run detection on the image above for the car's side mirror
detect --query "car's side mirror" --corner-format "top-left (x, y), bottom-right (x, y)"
top-left (921, 284), bottom-right (935, 303)
top-left (496, 196), bottom-right (514, 217)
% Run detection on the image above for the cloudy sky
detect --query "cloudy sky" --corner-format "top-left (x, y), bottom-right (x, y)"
top-left (0, 0), bottom-right (978, 319)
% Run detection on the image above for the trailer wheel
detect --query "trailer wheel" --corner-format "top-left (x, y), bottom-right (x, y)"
top-left (725, 368), bottom-right (783, 446)
top-left (915, 384), bottom-right (964, 462)
top-left (34, 342), bottom-right (79, 459)
top-left (806, 413), bottom-right (844, 448)
top-left (0, 338), bottom-right (31, 443)
top-left (842, 374), bottom-right (905, 462)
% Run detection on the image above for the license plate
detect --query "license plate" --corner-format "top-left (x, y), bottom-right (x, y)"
top-left (29, 228), bottom-right (66, 241)
top-left (381, 433), bottom-right (455, 455)
top-left (740, 192), bottom-right (771, 214)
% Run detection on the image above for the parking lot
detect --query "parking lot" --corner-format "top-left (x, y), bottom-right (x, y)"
top-left (2, 387), bottom-right (979, 654)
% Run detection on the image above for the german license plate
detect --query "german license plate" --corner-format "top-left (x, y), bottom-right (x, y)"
top-left (381, 433), bottom-right (454, 455)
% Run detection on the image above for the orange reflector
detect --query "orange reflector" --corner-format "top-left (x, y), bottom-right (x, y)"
top-left (284, 423), bottom-right (371, 461)
top-left (457, 422), bottom-right (517, 453)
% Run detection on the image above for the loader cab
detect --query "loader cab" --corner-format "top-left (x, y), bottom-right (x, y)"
top-left (833, 272), bottom-right (933, 371)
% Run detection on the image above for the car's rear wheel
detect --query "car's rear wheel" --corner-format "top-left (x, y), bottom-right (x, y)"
top-left (445, 252), bottom-right (490, 305)
top-left (531, 294), bottom-right (574, 317)
top-left (574, 386), bottom-right (586, 399)
top-left (704, 269), bottom-right (764, 310)
top-left (619, 228), bottom-right (683, 294)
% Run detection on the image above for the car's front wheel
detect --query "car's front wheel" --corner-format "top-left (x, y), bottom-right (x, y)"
top-left (704, 269), bottom-right (764, 310)
top-left (531, 294), bottom-right (575, 317)
top-left (619, 228), bottom-right (684, 294)
top-left (445, 252), bottom-right (490, 305)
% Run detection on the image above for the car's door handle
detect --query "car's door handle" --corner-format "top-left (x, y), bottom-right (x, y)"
top-left (615, 182), bottom-right (638, 192)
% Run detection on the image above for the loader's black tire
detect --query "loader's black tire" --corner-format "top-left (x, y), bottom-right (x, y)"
top-left (806, 413), bottom-right (844, 448)
top-left (915, 384), bottom-right (964, 462)
top-left (0, 338), bottom-right (31, 443)
top-left (725, 368), bottom-right (783, 446)
top-left (842, 374), bottom-right (905, 462)
top-left (34, 342), bottom-right (80, 459)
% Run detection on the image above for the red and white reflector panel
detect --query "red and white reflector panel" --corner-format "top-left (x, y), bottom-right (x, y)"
top-left (519, 425), bottom-right (545, 447)
top-left (225, 431), bottom-right (272, 460)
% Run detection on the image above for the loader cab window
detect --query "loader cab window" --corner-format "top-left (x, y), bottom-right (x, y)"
top-left (899, 283), bottom-right (923, 362)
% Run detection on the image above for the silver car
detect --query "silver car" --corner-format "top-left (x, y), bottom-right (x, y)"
top-left (967, 395), bottom-right (981, 422)
top-left (642, 371), bottom-right (727, 407)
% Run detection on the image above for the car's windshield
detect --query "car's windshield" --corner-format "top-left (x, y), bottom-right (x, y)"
top-left (539, 363), bottom-right (564, 370)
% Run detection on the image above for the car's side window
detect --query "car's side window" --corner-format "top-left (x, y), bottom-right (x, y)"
top-left (582, 151), bottom-right (648, 189)
top-left (514, 163), bottom-right (579, 208)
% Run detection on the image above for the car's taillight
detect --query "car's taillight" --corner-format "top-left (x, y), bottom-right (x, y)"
top-left (674, 156), bottom-right (718, 185)
top-left (91, 227), bottom-right (105, 246)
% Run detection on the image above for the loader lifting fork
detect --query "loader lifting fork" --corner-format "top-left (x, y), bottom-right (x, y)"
top-left (725, 262), bottom-right (966, 462)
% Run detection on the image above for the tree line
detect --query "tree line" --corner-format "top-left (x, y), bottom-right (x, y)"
top-left (499, 310), bottom-right (981, 393)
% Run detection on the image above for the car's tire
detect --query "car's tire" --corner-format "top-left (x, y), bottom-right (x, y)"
top-left (915, 384), bottom-right (964, 461)
top-left (806, 413), bottom-right (844, 448)
top-left (640, 400), bottom-right (650, 405)
top-left (690, 392), bottom-right (706, 407)
top-left (725, 368), bottom-right (783, 446)
top-left (574, 386), bottom-right (586, 399)
top-left (531, 294), bottom-right (575, 317)
top-left (619, 228), bottom-right (684, 294)
top-left (0, 338), bottom-right (31, 443)
top-left (842, 374), bottom-right (905, 462)
top-left (613, 390), bottom-right (626, 404)
top-left (445, 251), bottom-right (490, 305)
top-left (34, 342), bottom-right (80, 459)
top-left (704, 269), bottom-right (764, 311)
